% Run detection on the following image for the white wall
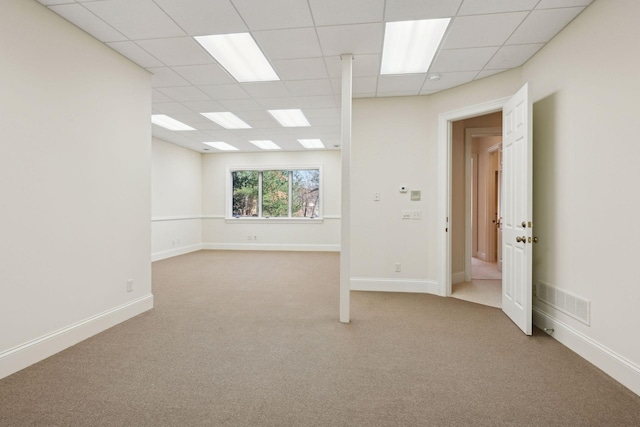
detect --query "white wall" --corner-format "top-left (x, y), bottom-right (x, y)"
top-left (522, 0), bottom-right (640, 394)
top-left (0, 0), bottom-right (152, 379)
top-left (152, 138), bottom-right (203, 261)
top-left (201, 151), bottom-right (341, 251)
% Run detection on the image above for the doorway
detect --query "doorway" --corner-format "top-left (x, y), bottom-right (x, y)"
top-left (451, 118), bottom-right (503, 308)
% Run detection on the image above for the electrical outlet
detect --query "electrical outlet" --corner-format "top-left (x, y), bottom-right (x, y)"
top-left (374, 192), bottom-right (381, 201)
top-left (395, 263), bottom-right (401, 272)
top-left (126, 279), bottom-right (133, 293)
top-left (253, 235), bottom-right (257, 240)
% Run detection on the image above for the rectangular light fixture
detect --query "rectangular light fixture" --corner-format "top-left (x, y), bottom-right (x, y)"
top-left (380, 18), bottom-right (450, 75)
top-left (201, 112), bottom-right (251, 129)
top-left (195, 33), bottom-right (279, 82)
top-left (298, 139), bottom-right (325, 149)
top-left (250, 140), bottom-right (281, 150)
top-left (268, 109), bottom-right (310, 127)
top-left (151, 114), bottom-right (195, 131)
top-left (203, 141), bottom-right (239, 151)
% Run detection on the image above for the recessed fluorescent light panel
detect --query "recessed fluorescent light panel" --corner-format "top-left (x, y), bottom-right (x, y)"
top-left (250, 140), bottom-right (281, 150)
top-left (195, 33), bottom-right (279, 82)
top-left (298, 139), bottom-right (325, 149)
top-left (380, 18), bottom-right (450, 75)
top-left (203, 141), bottom-right (239, 151)
top-left (268, 109), bottom-right (310, 127)
top-left (201, 112), bottom-right (251, 129)
top-left (151, 114), bottom-right (195, 131)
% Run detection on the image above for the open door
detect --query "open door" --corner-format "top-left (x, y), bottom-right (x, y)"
top-left (501, 83), bottom-right (533, 335)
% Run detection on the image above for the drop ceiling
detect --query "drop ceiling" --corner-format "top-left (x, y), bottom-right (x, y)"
top-left (37, 0), bottom-right (593, 153)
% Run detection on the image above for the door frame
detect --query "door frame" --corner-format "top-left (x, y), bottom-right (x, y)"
top-left (464, 127), bottom-right (502, 282)
top-left (438, 97), bottom-right (510, 297)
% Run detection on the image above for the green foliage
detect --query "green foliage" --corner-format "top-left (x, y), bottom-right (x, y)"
top-left (262, 170), bottom-right (289, 217)
top-left (232, 171), bottom-right (258, 216)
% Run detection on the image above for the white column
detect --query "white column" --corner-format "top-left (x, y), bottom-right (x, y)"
top-left (340, 54), bottom-right (353, 323)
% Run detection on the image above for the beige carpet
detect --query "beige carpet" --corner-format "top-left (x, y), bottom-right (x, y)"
top-left (1, 250), bottom-right (639, 426)
top-left (471, 257), bottom-right (502, 280)
top-left (452, 279), bottom-right (502, 308)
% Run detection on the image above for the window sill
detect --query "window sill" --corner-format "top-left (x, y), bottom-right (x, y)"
top-left (225, 217), bottom-right (324, 224)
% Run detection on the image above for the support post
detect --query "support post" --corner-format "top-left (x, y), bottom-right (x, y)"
top-left (340, 54), bottom-right (353, 323)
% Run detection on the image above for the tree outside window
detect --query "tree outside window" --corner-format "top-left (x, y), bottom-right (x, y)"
top-left (231, 168), bottom-right (320, 218)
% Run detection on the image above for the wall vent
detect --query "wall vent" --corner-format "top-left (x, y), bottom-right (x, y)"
top-left (536, 281), bottom-right (591, 325)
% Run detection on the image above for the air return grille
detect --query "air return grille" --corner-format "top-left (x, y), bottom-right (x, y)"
top-left (536, 281), bottom-right (591, 325)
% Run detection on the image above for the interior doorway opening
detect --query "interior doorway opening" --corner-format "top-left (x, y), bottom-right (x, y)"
top-left (450, 113), bottom-right (503, 308)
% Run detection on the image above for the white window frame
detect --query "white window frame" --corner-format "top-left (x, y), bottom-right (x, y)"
top-left (226, 165), bottom-right (323, 223)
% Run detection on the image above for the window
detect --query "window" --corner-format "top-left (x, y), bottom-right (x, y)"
top-left (231, 168), bottom-right (320, 219)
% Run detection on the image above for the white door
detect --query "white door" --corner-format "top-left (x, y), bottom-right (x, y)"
top-left (501, 83), bottom-right (532, 335)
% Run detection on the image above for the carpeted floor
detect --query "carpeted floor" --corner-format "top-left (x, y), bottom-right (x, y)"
top-left (1, 250), bottom-right (639, 426)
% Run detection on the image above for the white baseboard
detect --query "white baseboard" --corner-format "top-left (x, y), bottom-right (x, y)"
top-left (350, 277), bottom-right (440, 295)
top-left (452, 271), bottom-right (465, 285)
top-left (152, 243), bottom-right (204, 261)
top-left (0, 294), bottom-right (153, 380)
top-left (203, 243), bottom-right (340, 252)
top-left (533, 307), bottom-right (640, 396)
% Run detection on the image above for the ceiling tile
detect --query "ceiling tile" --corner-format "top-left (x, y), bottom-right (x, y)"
top-left (39, 0), bottom-right (75, 5)
top-left (106, 41), bottom-right (164, 68)
top-left (536, 0), bottom-right (593, 8)
top-left (200, 84), bottom-right (251, 100)
top-left (294, 96), bottom-right (336, 108)
top-left (330, 76), bottom-right (379, 94)
top-left (308, 0), bottom-right (384, 26)
top-left (49, 4), bottom-right (127, 42)
top-left (272, 58), bottom-right (328, 80)
top-left (256, 97), bottom-right (301, 110)
top-left (317, 23), bottom-right (384, 56)
top-left (484, 44), bottom-right (544, 69)
top-left (253, 28), bottom-right (323, 61)
top-left (152, 89), bottom-right (175, 103)
top-left (384, 0), bottom-right (462, 21)
top-left (83, 0), bottom-right (186, 40)
top-left (420, 71), bottom-right (478, 93)
top-left (241, 82), bottom-right (292, 98)
top-left (285, 80), bottom-right (334, 97)
top-left (458, 0), bottom-right (539, 16)
top-left (182, 100), bottom-right (226, 112)
top-left (172, 64), bottom-right (235, 85)
top-left (443, 12), bottom-right (528, 49)
top-left (153, 0), bottom-right (247, 36)
top-left (231, 0), bottom-right (314, 31)
top-left (136, 37), bottom-right (213, 67)
top-left (218, 99), bottom-right (263, 111)
top-left (157, 86), bottom-right (211, 102)
top-left (152, 102), bottom-right (199, 115)
top-left (301, 108), bottom-right (340, 119)
top-left (431, 47), bottom-right (499, 72)
top-left (507, 7), bottom-right (584, 45)
top-left (147, 67), bottom-right (192, 87)
top-left (324, 54), bottom-right (381, 78)
top-left (377, 75), bottom-right (425, 94)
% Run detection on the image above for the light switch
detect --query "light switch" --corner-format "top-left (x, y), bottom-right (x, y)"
top-left (374, 192), bottom-right (381, 201)
top-left (411, 210), bottom-right (422, 220)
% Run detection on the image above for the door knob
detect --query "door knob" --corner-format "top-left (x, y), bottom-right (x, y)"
top-left (516, 236), bottom-right (526, 243)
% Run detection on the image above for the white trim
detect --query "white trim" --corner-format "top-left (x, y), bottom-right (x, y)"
top-left (533, 307), bottom-right (640, 396)
top-left (202, 243), bottom-right (340, 252)
top-left (151, 215), bottom-right (202, 222)
top-left (438, 97), bottom-right (509, 297)
top-left (351, 278), bottom-right (440, 294)
top-left (202, 215), bottom-right (225, 219)
top-left (0, 295), bottom-right (153, 380)
top-left (152, 243), bottom-right (204, 262)
top-left (225, 217), bottom-right (325, 224)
